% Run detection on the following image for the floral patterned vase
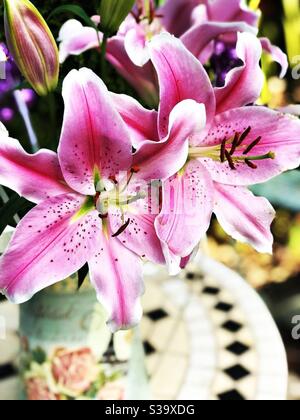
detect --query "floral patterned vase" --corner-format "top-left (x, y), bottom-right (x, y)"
top-left (19, 276), bottom-right (149, 400)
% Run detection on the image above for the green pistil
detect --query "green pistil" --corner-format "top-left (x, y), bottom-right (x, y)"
top-left (239, 152), bottom-right (275, 162)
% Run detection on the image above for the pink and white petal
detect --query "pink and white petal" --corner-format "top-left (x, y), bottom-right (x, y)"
top-left (260, 37), bottom-right (288, 79)
top-left (124, 26), bottom-right (150, 67)
top-left (215, 32), bottom-right (264, 114)
top-left (161, 243), bottom-right (181, 276)
top-left (58, 19), bottom-right (101, 63)
top-left (207, 0), bottom-right (259, 27)
top-left (110, 92), bottom-right (159, 147)
top-left (133, 100), bottom-right (206, 181)
top-left (214, 184), bottom-right (275, 254)
top-left (0, 194), bottom-right (100, 303)
top-left (181, 21), bottom-right (256, 63)
top-left (89, 234), bottom-right (144, 332)
top-left (149, 33), bottom-right (215, 138)
top-left (107, 36), bottom-right (159, 108)
top-left (59, 68), bottom-right (132, 195)
top-left (0, 127), bottom-right (72, 204)
top-left (155, 161), bottom-right (214, 258)
top-left (200, 106), bottom-right (300, 186)
top-left (109, 195), bottom-right (165, 265)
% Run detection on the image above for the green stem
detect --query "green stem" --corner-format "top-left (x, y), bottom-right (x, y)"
top-left (101, 34), bottom-right (108, 81)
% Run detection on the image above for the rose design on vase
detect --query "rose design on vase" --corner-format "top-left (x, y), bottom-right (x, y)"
top-left (51, 348), bottom-right (100, 398)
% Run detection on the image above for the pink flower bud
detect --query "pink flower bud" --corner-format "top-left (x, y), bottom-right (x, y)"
top-left (4, 0), bottom-right (59, 96)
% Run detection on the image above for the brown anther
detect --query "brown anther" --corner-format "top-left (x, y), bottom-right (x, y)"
top-left (112, 218), bottom-right (131, 238)
top-left (225, 150), bottom-right (236, 170)
top-left (220, 138), bottom-right (226, 163)
top-left (108, 176), bottom-right (118, 184)
top-left (243, 136), bottom-right (262, 155)
top-left (237, 126), bottom-right (251, 146)
top-left (230, 132), bottom-right (240, 155)
top-left (131, 166), bottom-right (140, 174)
top-left (245, 159), bottom-right (258, 169)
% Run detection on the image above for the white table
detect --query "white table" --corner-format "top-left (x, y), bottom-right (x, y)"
top-left (0, 255), bottom-right (288, 400)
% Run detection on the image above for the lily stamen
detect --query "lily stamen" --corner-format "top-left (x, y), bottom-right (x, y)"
top-left (112, 218), bottom-right (131, 238)
top-left (229, 132), bottom-right (240, 155)
top-left (237, 126), bottom-right (252, 146)
top-left (243, 136), bottom-right (262, 155)
top-left (225, 149), bottom-right (236, 170)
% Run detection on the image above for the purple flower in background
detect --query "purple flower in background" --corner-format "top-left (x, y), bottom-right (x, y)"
top-left (0, 43), bottom-right (36, 125)
top-left (211, 41), bottom-right (243, 87)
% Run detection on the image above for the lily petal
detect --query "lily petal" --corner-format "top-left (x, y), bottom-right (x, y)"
top-left (59, 68), bottom-right (132, 195)
top-left (200, 106), bottom-right (300, 186)
top-left (160, 0), bottom-right (199, 37)
top-left (260, 37), bottom-right (289, 79)
top-left (110, 92), bottom-right (159, 147)
top-left (149, 32), bottom-right (215, 138)
top-left (206, 0), bottom-right (259, 27)
top-left (0, 193), bottom-right (100, 303)
top-left (107, 36), bottom-right (159, 108)
top-left (215, 32), bottom-right (264, 114)
top-left (58, 19), bottom-right (101, 63)
top-left (214, 183), bottom-right (275, 254)
top-left (133, 100), bottom-right (206, 181)
top-left (0, 125), bottom-right (71, 204)
top-left (155, 160), bottom-right (214, 257)
top-left (89, 233), bottom-right (144, 332)
top-left (124, 25), bottom-right (150, 67)
top-left (109, 187), bottom-right (165, 264)
top-left (181, 21), bottom-right (256, 63)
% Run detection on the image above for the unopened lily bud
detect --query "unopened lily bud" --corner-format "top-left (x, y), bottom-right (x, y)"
top-left (4, 0), bottom-right (59, 96)
top-left (100, 0), bottom-right (135, 35)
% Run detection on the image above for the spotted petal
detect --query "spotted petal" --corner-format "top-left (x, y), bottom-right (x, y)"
top-left (89, 233), bottom-right (144, 332)
top-left (0, 194), bottom-right (100, 303)
top-left (214, 184), bottom-right (275, 254)
top-left (155, 161), bottom-right (214, 257)
top-left (199, 106), bottom-right (300, 186)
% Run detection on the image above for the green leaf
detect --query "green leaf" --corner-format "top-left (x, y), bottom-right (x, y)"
top-left (32, 347), bottom-right (47, 365)
top-left (48, 5), bottom-right (97, 29)
top-left (77, 262), bottom-right (89, 290)
top-left (0, 193), bottom-right (34, 236)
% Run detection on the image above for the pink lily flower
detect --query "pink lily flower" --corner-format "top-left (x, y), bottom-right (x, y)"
top-left (57, 2), bottom-right (286, 104)
top-left (161, 0), bottom-right (259, 37)
top-left (58, 16), bottom-right (159, 107)
top-left (129, 33), bottom-right (300, 260)
top-left (0, 67), bottom-right (205, 330)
